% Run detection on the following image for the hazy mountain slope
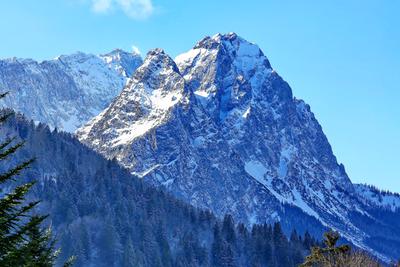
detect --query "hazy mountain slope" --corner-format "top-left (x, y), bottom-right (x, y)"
top-left (0, 49), bottom-right (142, 132)
top-left (353, 184), bottom-right (400, 211)
top-left (77, 33), bottom-right (400, 261)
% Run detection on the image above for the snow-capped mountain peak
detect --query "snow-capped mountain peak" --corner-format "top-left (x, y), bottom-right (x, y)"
top-left (176, 33), bottom-right (275, 125)
top-left (177, 32), bottom-right (271, 80)
top-left (134, 48), bottom-right (181, 84)
top-left (77, 33), bottom-right (400, 260)
top-left (76, 48), bottom-right (185, 149)
top-left (79, 33), bottom-right (355, 226)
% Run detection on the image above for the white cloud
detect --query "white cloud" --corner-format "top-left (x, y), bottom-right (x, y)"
top-left (92, 0), bottom-right (112, 13)
top-left (117, 0), bottom-right (153, 19)
top-left (91, 0), bottom-right (154, 19)
top-left (131, 45), bottom-right (141, 55)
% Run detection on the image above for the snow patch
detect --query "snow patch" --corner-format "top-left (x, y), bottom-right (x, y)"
top-left (244, 160), bottom-right (268, 184)
top-left (242, 107), bottom-right (250, 118)
top-left (132, 164), bottom-right (160, 178)
top-left (194, 90), bottom-right (210, 98)
top-left (291, 189), bottom-right (321, 221)
top-left (175, 48), bottom-right (200, 65)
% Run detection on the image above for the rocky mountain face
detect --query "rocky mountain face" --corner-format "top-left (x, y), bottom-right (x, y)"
top-left (0, 49), bottom-right (142, 132)
top-left (77, 33), bottom-right (400, 261)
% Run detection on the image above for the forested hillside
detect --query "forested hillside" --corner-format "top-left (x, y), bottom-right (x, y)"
top-left (0, 111), bottom-right (318, 266)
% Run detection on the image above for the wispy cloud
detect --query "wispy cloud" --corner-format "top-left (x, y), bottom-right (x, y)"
top-left (91, 0), bottom-right (154, 19)
top-left (131, 45), bottom-right (141, 55)
top-left (92, 0), bottom-right (112, 13)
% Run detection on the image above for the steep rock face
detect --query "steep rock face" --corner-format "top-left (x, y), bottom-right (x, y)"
top-left (78, 48), bottom-right (281, 223)
top-left (77, 33), bottom-right (400, 260)
top-left (0, 50), bottom-right (142, 132)
top-left (175, 33), bottom-right (358, 227)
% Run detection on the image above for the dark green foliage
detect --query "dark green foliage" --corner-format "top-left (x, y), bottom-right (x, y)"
top-left (301, 231), bottom-right (350, 267)
top-left (0, 97), bottom-right (73, 266)
top-left (13, 217), bottom-right (58, 267)
top-left (301, 231), bottom-right (381, 267)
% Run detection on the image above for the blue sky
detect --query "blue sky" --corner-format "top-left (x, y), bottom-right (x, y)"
top-left (0, 0), bottom-right (399, 192)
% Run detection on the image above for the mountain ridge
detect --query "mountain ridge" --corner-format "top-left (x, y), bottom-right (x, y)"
top-left (76, 33), bottom-right (400, 261)
top-left (0, 49), bottom-right (142, 132)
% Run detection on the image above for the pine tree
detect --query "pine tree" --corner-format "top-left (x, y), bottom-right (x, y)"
top-left (0, 93), bottom-right (74, 266)
top-left (300, 231), bottom-right (351, 267)
top-left (303, 230), bottom-right (314, 249)
top-left (301, 231), bottom-right (382, 267)
top-left (122, 236), bottom-right (137, 267)
top-left (15, 219), bottom-right (59, 266)
top-left (222, 214), bottom-right (236, 244)
top-left (212, 223), bottom-right (223, 267)
top-left (98, 219), bottom-right (120, 266)
top-left (289, 229), bottom-right (304, 265)
top-left (212, 222), bottom-right (236, 267)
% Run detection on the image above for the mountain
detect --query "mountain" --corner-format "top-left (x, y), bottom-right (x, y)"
top-left (0, 111), bottom-right (317, 267)
top-left (0, 49), bottom-right (142, 132)
top-left (77, 33), bottom-right (400, 261)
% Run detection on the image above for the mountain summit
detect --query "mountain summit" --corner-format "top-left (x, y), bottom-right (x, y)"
top-left (76, 33), bottom-right (400, 260)
top-left (78, 48), bottom-right (185, 146)
top-left (100, 48), bottom-right (142, 77)
top-left (176, 33), bottom-right (274, 124)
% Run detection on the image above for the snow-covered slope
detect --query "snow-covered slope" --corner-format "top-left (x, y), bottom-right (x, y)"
top-left (0, 49), bottom-right (142, 132)
top-left (354, 184), bottom-right (400, 212)
top-left (100, 48), bottom-right (142, 77)
top-left (77, 33), bottom-right (400, 260)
